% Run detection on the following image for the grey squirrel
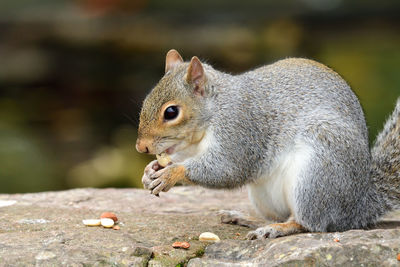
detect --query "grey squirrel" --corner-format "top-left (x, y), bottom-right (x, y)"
top-left (136, 49), bottom-right (400, 239)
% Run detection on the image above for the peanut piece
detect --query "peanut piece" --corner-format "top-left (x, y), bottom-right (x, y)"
top-left (199, 232), bottom-right (220, 242)
top-left (100, 218), bottom-right (115, 228)
top-left (172, 241), bottom-right (190, 249)
top-left (82, 219), bottom-right (101, 226)
top-left (156, 152), bottom-right (172, 167)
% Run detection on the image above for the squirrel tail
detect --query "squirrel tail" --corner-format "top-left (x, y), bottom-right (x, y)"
top-left (371, 97), bottom-right (400, 211)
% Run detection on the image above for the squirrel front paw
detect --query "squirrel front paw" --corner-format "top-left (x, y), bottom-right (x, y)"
top-left (142, 160), bottom-right (162, 190)
top-left (148, 164), bottom-right (187, 196)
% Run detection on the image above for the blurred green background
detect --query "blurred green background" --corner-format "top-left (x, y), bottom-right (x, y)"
top-left (0, 0), bottom-right (399, 193)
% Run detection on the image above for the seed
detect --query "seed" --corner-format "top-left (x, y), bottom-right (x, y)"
top-left (199, 232), bottom-right (220, 242)
top-left (82, 219), bottom-right (101, 226)
top-left (100, 218), bottom-right (115, 228)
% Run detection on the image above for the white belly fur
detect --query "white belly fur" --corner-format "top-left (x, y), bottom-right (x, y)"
top-left (247, 140), bottom-right (313, 221)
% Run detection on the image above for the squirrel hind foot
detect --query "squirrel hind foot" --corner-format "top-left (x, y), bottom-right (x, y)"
top-left (219, 210), bottom-right (262, 229)
top-left (246, 220), bottom-right (307, 240)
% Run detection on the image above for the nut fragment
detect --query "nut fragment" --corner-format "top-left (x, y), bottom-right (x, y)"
top-left (112, 225), bottom-right (120, 230)
top-left (156, 152), bottom-right (171, 167)
top-left (82, 219), bottom-right (101, 226)
top-left (100, 218), bottom-right (115, 228)
top-left (397, 253), bottom-right (400, 261)
top-left (199, 232), bottom-right (220, 242)
top-left (172, 241), bottom-right (190, 249)
top-left (100, 212), bottom-right (118, 222)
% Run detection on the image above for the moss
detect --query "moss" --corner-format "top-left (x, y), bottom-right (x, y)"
top-left (195, 248), bottom-right (205, 257)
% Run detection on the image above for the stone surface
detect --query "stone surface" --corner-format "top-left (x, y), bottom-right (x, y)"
top-left (0, 186), bottom-right (400, 266)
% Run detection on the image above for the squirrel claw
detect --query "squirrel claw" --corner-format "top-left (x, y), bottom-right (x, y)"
top-left (246, 231), bottom-right (261, 240)
top-left (246, 227), bottom-right (272, 240)
top-left (151, 182), bottom-right (166, 196)
top-left (149, 190), bottom-right (160, 197)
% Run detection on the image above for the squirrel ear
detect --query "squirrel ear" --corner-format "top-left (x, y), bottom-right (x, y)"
top-left (165, 49), bottom-right (183, 73)
top-left (187, 56), bottom-right (206, 96)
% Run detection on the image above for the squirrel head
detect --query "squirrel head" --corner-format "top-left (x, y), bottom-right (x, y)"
top-left (136, 49), bottom-right (209, 156)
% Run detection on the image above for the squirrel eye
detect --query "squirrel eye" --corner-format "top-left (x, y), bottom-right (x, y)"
top-left (164, 105), bottom-right (179, 121)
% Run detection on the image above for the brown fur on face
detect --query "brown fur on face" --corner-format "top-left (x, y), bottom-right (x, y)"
top-left (137, 61), bottom-right (206, 155)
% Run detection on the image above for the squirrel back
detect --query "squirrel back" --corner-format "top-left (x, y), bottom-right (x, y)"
top-left (137, 49), bottom-right (400, 233)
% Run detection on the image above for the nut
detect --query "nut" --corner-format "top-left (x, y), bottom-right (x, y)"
top-left (156, 152), bottom-right (171, 167)
top-left (199, 232), bottom-right (220, 242)
top-left (172, 241), bottom-right (190, 249)
top-left (100, 218), bottom-right (115, 228)
top-left (100, 212), bottom-right (118, 222)
top-left (82, 219), bottom-right (101, 226)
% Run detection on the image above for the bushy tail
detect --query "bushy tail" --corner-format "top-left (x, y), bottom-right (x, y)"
top-left (371, 97), bottom-right (400, 210)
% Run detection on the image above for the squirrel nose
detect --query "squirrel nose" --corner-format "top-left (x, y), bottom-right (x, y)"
top-left (136, 139), bottom-right (150, 154)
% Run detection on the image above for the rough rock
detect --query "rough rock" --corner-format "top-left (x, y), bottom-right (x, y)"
top-left (0, 186), bottom-right (399, 266)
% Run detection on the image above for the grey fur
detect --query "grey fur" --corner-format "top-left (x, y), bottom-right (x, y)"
top-left (141, 57), bottom-right (400, 233)
top-left (371, 98), bottom-right (400, 210)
